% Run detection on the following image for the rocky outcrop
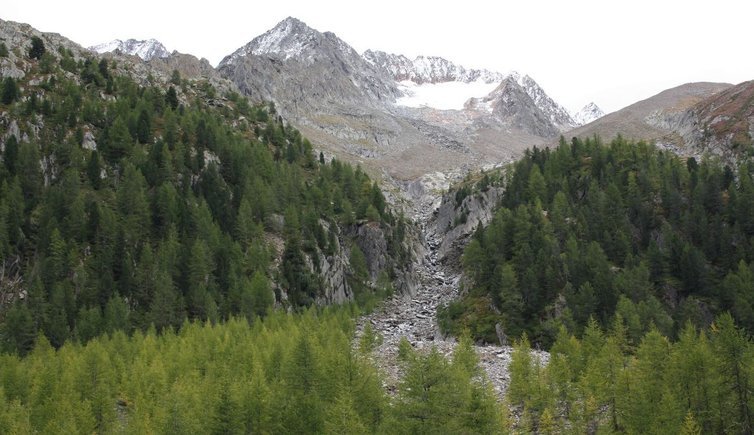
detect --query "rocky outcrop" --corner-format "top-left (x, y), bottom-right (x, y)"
top-left (311, 219), bottom-right (420, 305)
top-left (147, 52), bottom-right (219, 81)
top-left (672, 80), bottom-right (754, 163)
top-left (431, 186), bottom-right (503, 267)
top-left (0, 18), bottom-right (91, 80)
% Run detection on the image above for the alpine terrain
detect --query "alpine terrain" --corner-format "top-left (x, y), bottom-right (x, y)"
top-left (90, 38), bottom-right (170, 61)
top-left (216, 17), bottom-right (588, 180)
top-left (1, 13), bottom-right (754, 434)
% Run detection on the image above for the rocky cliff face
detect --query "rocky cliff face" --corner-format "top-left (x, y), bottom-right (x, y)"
top-left (307, 220), bottom-right (419, 305)
top-left (431, 186), bottom-right (503, 267)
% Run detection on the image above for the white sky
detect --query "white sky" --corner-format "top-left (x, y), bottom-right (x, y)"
top-left (4, 0), bottom-right (754, 113)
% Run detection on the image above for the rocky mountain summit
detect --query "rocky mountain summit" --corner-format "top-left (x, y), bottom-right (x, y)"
top-left (465, 76), bottom-right (561, 137)
top-left (573, 101), bottom-right (605, 125)
top-left (515, 73), bottom-right (577, 131)
top-left (218, 17), bottom-right (399, 111)
top-left (90, 38), bottom-right (170, 60)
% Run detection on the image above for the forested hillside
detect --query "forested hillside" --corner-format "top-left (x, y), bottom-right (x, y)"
top-left (508, 313), bottom-right (754, 434)
top-left (0, 36), bottom-right (408, 354)
top-left (442, 135), bottom-right (754, 347)
top-left (0, 309), bottom-right (504, 433)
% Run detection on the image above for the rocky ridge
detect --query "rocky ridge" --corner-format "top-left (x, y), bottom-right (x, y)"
top-left (90, 38), bottom-right (170, 61)
top-left (568, 82), bottom-right (736, 162)
top-left (363, 50), bottom-right (504, 85)
top-left (365, 49), bottom-right (578, 131)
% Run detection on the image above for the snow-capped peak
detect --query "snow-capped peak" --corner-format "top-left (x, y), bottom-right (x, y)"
top-left (573, 102), bottom-right (605, 125)
top-left (220, 17), bottom-right (325, 65)
top-left (89, 38), bottom-right (170, 61)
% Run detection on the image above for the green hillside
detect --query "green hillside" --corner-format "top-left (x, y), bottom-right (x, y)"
top-left (442, 136), bottom-right (754, 347)
top-left (0, 37), bottom-right (407, 353)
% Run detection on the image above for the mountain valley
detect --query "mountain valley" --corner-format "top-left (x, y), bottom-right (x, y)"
top-left (1, 13), bottom-right (754, 434)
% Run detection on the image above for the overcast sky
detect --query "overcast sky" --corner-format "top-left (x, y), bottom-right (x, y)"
top-left (4, 0), bottom-right (753, 113)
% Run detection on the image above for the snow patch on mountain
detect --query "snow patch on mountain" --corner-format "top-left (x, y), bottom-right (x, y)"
top-left (396, 80), bottom-right (501, 110)
top-left (573, 102), bottom-right (605, 125)
top-left (90, 38), bottom-right (170, 61)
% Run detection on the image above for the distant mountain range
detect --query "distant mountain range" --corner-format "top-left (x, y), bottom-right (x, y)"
top-left (209, 17), bottom-right (605, 178)
top-left (80, 16), bottom-right (752, 177)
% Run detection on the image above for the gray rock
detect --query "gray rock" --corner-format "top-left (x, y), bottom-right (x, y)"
top-left (81, 130), bottom-right (97, 151)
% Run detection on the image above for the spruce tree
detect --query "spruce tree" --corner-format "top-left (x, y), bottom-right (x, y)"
top-left (2, 77), bottom-right (19, 105)
top-left (28, 36), bottom-right (45, 59)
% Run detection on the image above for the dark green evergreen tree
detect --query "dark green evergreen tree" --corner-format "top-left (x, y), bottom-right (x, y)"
top-left (28, 36), bottom-right (46, 59)
top-left (2, 77), bottom-right (19, 105)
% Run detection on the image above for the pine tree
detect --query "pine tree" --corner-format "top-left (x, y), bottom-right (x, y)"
top-left (679, 411), bottom-right (703, 435)
top-left (165, 86), bottom-right (179, 110)
top-left (2, 77), bottom-right (19, 105)
top-left (28, 36), bottom-right (46, 60)
top-left (2, 302), bottom-right (36, 355)
top-left (712, 313), bottom-right (753, 434)
top-left (136, 108), bottom-right (151, 144)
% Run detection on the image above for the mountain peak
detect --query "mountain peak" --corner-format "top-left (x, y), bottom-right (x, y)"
top-left (510, 73), bottom-right (576, 130)
top-left (89, 38), bottom-right (170, 61)
top-left (573, 102), bottom-right (605, 125)
top-left (219, 17), bottom-right (326, 65)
